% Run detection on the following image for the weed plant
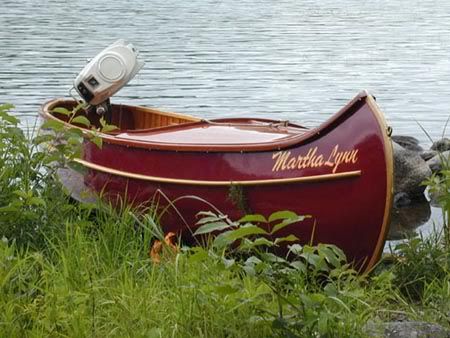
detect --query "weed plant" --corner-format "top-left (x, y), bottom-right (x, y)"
top-left (1, 103), bottom-right (450, 337)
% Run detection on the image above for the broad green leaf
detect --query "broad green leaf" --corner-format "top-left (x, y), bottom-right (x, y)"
top-left (239, 237), bottom-right (274, 250)
top-left (302, 245), bottom-right (315, 254)
top-left (252, 237), bottom-right (274, 246)
top-left (99, 116), bottom-right (107, 128)
top-left (290, 260), bottom-right (306, 273)
top-left (72, 115), bottom-right (91, 127)
top-left (52, 107), bottom-right (72, 116)
top-left (196, 215), bottom-right (224, 225)
top-left (196, 211), bottom-right (217, 218)
top-left (300, 252), bottom-right (321, 268)
top-left (67, 136), bottom-right (82, 146)
top-left (225, 224), bottom-right (267, 241)
top-left (270, 215), bottom-right (310, 234)
top-left (260, 252), bottom-right (287, 263)
top-left (194, 221), bottom-right (231, 236)
top-left (0, 113), bottom-right (19, 125)
top-left (242, 265), bottom-right (256, 276)
top-left (318, 245), bottom-right (342, 268)
top-left (274, 234), bottom-right (299, 245)
top-left (41, 119), bottom-right (65, 132)
top-left (213, 230), bottom-right (235, 249)
top-left (238, 214), bottom-right (267, 224)
top-left (245, 256), bottom-right (262, 266)
top-left (67, 127), bottom-right (84, 137)
top-left (90, 136), bottom-right (103, 149)
top-left (268, 210), bottom-right (299, 222)
top-left (288, 243), bottom-right (303, 255)
top-left (101, 124), bottom-right (119, 133)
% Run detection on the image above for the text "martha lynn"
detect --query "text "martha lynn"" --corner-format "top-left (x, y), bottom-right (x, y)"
top-left (272, 145), bottom-right (359, 173)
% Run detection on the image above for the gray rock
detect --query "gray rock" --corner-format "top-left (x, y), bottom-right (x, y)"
top-left (431, 138), bottom-right (450, 152)
top-left (426, 151), bottom-right (450, 173)
top-left (392, 135), bottom-right (423, 152)
top-left (393, 143), bottom-right (432, 198)
top-left (393, 192), bottom-right (412, 207)
top-left (420, 150), bottom-right (438, 161)
top-left (366, 321), bottom-right (450, 338)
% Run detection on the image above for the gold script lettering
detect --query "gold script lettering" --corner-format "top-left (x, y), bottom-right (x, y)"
top-left (272, 151), bottom-right (291, 171)
top-left (272, 145), bottom-right (359, 173)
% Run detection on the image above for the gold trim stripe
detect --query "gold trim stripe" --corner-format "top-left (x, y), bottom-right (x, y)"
top-left (74, 158), bottom-right (361, 186)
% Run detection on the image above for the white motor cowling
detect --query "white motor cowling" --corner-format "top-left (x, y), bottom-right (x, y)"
top-left (73, 39), bottom-right (144, 106)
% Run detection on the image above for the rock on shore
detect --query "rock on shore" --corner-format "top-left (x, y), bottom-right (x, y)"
top-left (392, 135), bottom-right (424, 152)
top-left (431, 137), bottom-right (450, 152)
top-left (391, 135), bottom-right (450, 205)
top-left (366, 321), bottom-right (450, 338)
top-left (426, 151), bottom-right (450, 173)
top-left (393, 142), bottom-right (431, 201)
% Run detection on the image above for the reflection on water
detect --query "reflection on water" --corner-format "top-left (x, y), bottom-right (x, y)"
top-left (386, 191), bottom-right (445, 250)
top-left (1, 0), bottom-right (449, 242)
top-left (388, 195), bottom-right (431, 241)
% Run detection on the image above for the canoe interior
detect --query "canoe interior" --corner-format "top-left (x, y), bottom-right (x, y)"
top-left (45, 99), bottom-right (309, 148)
top-left (48, 100), bottom-right (200, 132)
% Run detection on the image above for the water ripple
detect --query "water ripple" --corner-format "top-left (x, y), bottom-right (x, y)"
top-left (1, 0), bottom-right (450, 143)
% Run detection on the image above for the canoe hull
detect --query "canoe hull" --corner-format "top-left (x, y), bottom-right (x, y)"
top-left (41, 92), bottom-right (393, 272)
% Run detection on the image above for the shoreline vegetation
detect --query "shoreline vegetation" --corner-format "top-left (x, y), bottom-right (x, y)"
top-left (1, 103), bottom-right (450, 337)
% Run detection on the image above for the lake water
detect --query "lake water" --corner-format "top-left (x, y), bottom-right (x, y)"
top-left (1, 0), bottom-right (449, 240)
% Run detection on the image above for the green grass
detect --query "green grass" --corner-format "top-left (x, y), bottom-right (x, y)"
top-left (2, 103), bottom-right (450, 337)
top-left (0, 218), bottom-right (274, 337)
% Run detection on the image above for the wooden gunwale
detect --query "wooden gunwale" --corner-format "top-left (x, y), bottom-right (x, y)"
top-left (40, 91), bottom-right (368, 153)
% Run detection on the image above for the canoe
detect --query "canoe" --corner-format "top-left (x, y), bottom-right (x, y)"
top-left (40, 90), bottom-right (393, 272)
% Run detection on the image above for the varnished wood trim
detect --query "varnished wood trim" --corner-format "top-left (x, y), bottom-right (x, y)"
top-left (128, 104), bottom-right (200, 122)
top-left (363, 94), bottom-right (394, 273)
top-left (40, 92), bottom-right (368, 153)
top-left (74, 158), bottom-right (361, 186)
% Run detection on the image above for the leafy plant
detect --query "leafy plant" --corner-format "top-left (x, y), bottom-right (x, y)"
top-left (418, 119), bottom-right (450, 243)
top-left (188, 210), bottom-right (367, 337)
top-left (0, 102), bottom-right (117, 249)
top-left (40, 103), bottom-right (117, 170)
top-left (0, 103), bottom-right (73, 247)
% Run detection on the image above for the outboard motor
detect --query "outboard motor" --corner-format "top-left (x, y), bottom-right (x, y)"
top-left (72, 39), bottom-right (144, 121)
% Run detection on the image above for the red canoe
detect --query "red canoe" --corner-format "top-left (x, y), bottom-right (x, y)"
top-left (40, 90), bottom-right (393, 272)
